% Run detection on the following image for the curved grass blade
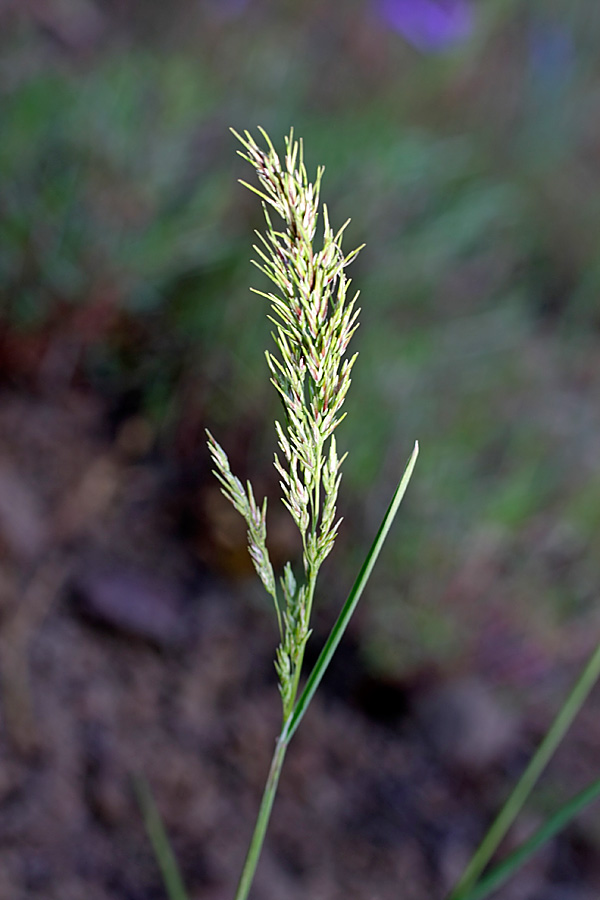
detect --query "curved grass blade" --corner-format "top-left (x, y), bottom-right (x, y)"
top-left (282, 440), bottom-right (419, 743)
top-left (133, 774), bottom-right (190, 900)
top-left (448, 639), bottom-right (600, 899)
top-left (462, 776), bottom-right (600, 900)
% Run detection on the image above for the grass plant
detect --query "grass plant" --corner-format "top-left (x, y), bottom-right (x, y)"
top-left (140, 129), bottom-right (600, 900)
top-left (208, 127), bottom-right (418, 899)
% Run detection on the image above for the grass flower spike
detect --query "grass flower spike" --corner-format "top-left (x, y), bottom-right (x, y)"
top-left (208, 127), bottom-right (363, 719)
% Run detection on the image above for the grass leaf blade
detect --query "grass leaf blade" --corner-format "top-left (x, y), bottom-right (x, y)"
top-left (283, 441), bottom-right (419, 742)
top-left (462, 776), bottom-right (600, 900)
top-left (133, 774), bottom-right (190, 900)
top-left (448, 639), bottom-right (600, 899)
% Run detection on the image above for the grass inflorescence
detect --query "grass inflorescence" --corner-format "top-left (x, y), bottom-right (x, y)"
top-left (208, 127), bottom-right (364, 720)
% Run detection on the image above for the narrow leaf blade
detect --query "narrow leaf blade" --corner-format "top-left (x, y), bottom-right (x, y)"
top-left (133, 774), bottom-right (190, 900)
top-left (461, 776), bottom-right (600, 900)
top-left (283, 441), bottom-right (419, 742)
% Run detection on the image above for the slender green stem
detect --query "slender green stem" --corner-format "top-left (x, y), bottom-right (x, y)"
top-left (448, 640), bottom-right (600, 900)
top-left (233, 734), bottom-right (289, 900)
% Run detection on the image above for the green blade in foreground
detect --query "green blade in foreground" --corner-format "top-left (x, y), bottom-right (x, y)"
top-left (134, 775), bottom-right (190, 900)
top-left (462, 776), bottom-right (600, 900)
top-left (448, 639), bottom-right (600, 899)
top-left (282, 440), bottom-right (419, 743)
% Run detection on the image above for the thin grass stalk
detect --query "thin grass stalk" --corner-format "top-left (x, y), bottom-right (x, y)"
top-left (448, 639), bottom-right (600, 900)
top-left (234, 736), bottom-right (289, 900)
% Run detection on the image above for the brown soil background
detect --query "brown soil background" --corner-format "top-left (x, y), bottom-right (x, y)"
top-left (0, 391), bottom-right (599, 900)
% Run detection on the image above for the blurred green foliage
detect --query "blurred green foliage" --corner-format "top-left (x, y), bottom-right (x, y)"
top-left (1, 0), bottom-right (599, 674)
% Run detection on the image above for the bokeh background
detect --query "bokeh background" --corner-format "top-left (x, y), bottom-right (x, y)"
top-left (1, 1), bottom-right (600, 898)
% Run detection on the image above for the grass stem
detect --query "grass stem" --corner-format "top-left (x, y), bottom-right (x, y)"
top-left (233, 735), bottom-right (289, 900)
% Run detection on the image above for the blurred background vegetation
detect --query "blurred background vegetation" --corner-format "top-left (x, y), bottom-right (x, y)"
top-left (2, 0), bottom-right (600, 683)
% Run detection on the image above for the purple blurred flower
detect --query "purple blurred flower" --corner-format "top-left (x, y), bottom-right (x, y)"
top-left (376, 0), bottom-right (473, 52)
